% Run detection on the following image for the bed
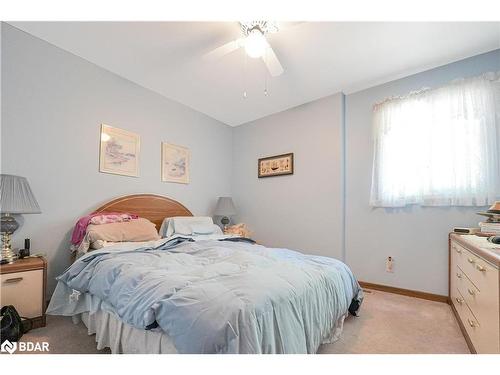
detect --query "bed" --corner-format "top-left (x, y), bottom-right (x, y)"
top-left (47, 194), bottom-right (363, 354)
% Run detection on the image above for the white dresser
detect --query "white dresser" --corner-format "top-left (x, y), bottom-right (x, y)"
top-left (449, 234), bottom-right (500, 354)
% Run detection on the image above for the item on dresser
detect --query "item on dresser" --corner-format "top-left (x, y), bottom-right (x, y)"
top-left (477, 201), bottom-right (500, 222)
top-left (0, 174), bottom-right (41, 264)
top-left (478, 221), bottom-right (500, 235)
top-left (487, 236), bottom-right (500, 245)
top-left (18, 238), bottom-right (31, 259)
top-left (453, 227), bottom-right (479, 234)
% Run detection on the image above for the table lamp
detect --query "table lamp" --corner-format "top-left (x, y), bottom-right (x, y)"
top-left (0, 174), bottom-right (41, 264)
top-left (214, 197), bottom-right (237, 230)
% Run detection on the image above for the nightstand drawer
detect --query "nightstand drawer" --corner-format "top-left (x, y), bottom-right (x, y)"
top-left (1, 269), bottom-right (43, 318)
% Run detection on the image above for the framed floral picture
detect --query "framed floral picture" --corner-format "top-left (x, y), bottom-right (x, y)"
top-left (162, 142), bottom-right (190, 184)
top-left (99, 124), bottom-right (140, 177)
top-left (258, 153), bottom-right (294, 178)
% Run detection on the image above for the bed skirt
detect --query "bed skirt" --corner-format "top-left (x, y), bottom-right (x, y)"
top-left (77, 309), bottom-right (179, 354)
top-left (75, 308), bottom-right (346, 354)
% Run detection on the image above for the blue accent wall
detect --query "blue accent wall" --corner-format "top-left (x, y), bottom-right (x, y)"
top-left (1, 23), bottom-right (233, 294)
top-left (345, 49), bottom-right (500, 295)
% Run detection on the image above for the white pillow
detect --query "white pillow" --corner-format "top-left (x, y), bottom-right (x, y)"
top-left (191, 223), bottom-right (217, 235)
top-left (173, 221), bottom-right (195, 235)
top-left (159, 216), bottom-right (218, 237)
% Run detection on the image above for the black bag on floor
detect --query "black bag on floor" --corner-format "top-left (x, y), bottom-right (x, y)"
top-left (0, 305), bottom-right (32, 343)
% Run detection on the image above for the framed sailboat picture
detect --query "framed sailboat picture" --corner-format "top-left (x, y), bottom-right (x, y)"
top-left (258, 153), bottom-right (294, 178)
top-left (99, 124), bottom-right (140, 177)
top-left (162, 142), bottom-right (190, 184)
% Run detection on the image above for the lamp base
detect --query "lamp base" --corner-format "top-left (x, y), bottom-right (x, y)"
top-left (221, 216), bottom-right (230, 230)
top-left (1, 233), bottom-right (17, 264)
top-left (1, 215), bottom-right (19, 264)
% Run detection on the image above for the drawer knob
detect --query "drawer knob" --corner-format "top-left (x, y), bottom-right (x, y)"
top-left (455, 297), bottom-right (464, 304)
top-left (456, 272), bottom-right (462, 279)
top-left (467, 288), bottom-right (475, 296)
top-left (4, 277), bottom-right (23, 284)
top-left (467, 319), bottom-right (476, 328)
top-left (476, 264), bottom-right (486, 272)
top-left (467, 257), bottom-right (475, 264)
top-left (454, 247), bottom-right (462, 254)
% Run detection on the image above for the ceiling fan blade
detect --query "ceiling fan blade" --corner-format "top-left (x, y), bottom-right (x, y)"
top-left (277, 21), bottom-right (305, 31)
top-left (262, 46), bottom-right (284, 77)
top-left (203, 39), bottom-right (243, 61)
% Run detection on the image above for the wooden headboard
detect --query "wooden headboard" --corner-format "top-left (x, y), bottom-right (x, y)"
top-left (93, 194), bottom-right (193, 230)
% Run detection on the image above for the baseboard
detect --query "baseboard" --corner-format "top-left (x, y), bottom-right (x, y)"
top-left (359, 281), bottom-right (449, 303)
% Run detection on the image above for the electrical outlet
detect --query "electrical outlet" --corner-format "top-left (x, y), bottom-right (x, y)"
top-left (386, 256), bottom-right (394, 273)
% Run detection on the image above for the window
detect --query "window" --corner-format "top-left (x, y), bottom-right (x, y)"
top-left (370, 72), bottom-right (500, 207)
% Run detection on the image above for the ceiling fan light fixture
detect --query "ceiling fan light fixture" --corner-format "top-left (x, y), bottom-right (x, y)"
top-left (244, 29), bottom-right (267, 58)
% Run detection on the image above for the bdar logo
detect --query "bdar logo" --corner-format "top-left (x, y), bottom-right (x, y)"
top-left (1, 340), bottom-right (49, 353)
top-left (1, 340), bottom-right (17, 354)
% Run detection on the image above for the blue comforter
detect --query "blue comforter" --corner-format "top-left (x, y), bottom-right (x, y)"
top-left (52, 237), bottom-right (362, 353)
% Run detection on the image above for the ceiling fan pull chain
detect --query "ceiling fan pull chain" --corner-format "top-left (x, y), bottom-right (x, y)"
top-left (243, 51), bottom-right (248, 99)
top-left (264, 48), bottom-right (269, 96)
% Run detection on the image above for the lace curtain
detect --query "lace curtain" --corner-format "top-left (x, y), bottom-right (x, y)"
top-left (370, 72), bottom-right (500, 207)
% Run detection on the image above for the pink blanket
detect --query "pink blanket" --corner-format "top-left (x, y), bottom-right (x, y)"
top-left (70, 212), bottom-right (138, 245)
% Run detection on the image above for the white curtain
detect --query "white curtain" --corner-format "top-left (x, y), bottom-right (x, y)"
top-left (370, 72), bottom-right (500, 207)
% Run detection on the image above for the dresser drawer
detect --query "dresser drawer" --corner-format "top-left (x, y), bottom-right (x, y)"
top-left (450, 238), bottom-right (500, 354)
top-left (1, 269), bottom-right (43, 318)
top-left (450, 241), bottom-right (466, 270)
top-left (458, 245), bottom-right (498, 294)
top-left (451, 283), bottom-right (467, 314)
top-left (456, 266), bottom-right (498, 329)
top-left (451, 287), bottom-right (499, 353)
top-left (451, 287), bottom-right (476, 331)
top-left (455, 266), bottom-right (479, 309)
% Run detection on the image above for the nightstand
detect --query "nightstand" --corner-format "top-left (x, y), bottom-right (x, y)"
top-left (0, 257), bottom-right (47, 328)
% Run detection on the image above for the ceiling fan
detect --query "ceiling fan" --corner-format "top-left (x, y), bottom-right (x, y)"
top-left (204, 21), bottom-right (284, 77)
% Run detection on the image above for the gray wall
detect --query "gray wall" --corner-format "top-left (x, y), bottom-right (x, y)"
top-left (345, 49), bottom-right (500, 295)
top-left (1, 24), bottom-right (233, 294)
top-left (2, 22), bottom-right (499, 298)
top-left (232, 50), bottom-right (500, 297)
top-left (232, 94), bottom-right (345, 259)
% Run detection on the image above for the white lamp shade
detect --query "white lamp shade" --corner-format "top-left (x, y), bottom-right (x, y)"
top-left (0, 174), bottom-right (41, 214)
top-left (214, 197), bottom-right (237, 216)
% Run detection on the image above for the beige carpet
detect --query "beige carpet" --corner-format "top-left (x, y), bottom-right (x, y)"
top-left (18, 289), bottom-right (469, 354)
top-left (319, 289), bottom-right (469, 354)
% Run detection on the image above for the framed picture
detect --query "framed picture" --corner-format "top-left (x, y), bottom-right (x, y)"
top-left (99, 124), bottom-right (140, 177)
top-left (162, 142), bottom-right (190, 184)
top-left (258, 153), bottom-right (294, 178)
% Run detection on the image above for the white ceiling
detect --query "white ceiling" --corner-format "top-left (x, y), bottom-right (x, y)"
top-left (10, 22), bottom-right (500, 126)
